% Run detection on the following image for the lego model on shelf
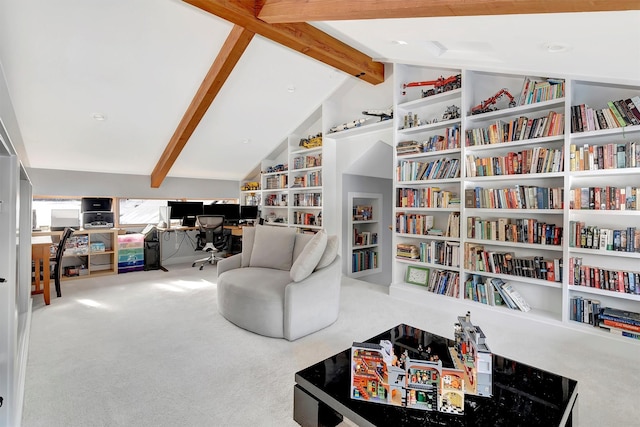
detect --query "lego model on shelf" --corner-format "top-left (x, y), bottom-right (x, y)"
top-left (298, 133), bottom-right (322, 149)
top-left (349, 313), bottom-right (490, 414)
top-left (348, 192), bottom-right (382, 278)
top-left (402, 74), bottom-right (462, 98)
top-left (470, 88), bottom-right (517, 115)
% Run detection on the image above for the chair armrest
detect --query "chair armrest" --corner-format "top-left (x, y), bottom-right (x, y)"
top-left (217, 253), bottom-right (242, 276)
top-left (284, 256), bottom-right (341, 341)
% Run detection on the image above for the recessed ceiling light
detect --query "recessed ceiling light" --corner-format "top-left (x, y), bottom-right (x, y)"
top-left (242, 138), bottom-right (251, 144)
top-left (544, 42), bottom-right (571, 53)
top-left (393, 40), bottom-right (408, 45)
top-left (91, 113), bottom-right (106, 121)
top-left (287, 85), bottom-right (296, 93)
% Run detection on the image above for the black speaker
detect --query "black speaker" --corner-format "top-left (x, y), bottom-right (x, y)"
top-left (144, 241), bottom-right (160, 271)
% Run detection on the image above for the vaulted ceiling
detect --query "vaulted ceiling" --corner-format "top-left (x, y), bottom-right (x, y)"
top-left (0, 0), bottom-right (638, 189)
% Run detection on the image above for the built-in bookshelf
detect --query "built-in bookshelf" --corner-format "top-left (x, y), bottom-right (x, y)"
top-left (392, 65), bottom-right (464, 301)
top-left (390, 64), bottom-right (640, 343)
top-left (256, 109), bottom-right (325, 231)
top-left (348, 192), bottom-right (382, 278)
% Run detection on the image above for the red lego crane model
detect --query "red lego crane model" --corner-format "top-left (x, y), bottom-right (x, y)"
top-left (402, 74), bottom-right (461, 97)
top-left (471, 88), bottom-right (517, 115)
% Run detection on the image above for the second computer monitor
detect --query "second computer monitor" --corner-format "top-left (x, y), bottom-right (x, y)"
top-left (240, 205), bottom-right (259, 222)
top-left (204, 203), bottom-right (240, 224)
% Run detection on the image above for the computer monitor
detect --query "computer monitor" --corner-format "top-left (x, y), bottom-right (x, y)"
top-left (167, 201), bottom-right (203, 226)
top-left (204, 203), bottom-right (240, 224)
top-left (240, 205), bottom-right (259, 221)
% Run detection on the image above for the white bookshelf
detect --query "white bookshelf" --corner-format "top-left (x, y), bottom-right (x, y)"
top-left (389, 64), bottom-right (640, 343)
top-left (348, 192), bottom-right (382, 278)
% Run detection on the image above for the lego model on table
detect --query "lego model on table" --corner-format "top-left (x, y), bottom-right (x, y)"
top-left (350, 312), bottom-right (491, 415)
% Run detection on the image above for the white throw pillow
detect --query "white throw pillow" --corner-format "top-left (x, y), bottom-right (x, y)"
top-left (241, 226), bottom-right (256, 267)
top-left (249, 225), bottom-right (296, 271)
top-left (315, 234), bottom-right (338, 270)
top-left (290, 230), bottom-right (328, 282)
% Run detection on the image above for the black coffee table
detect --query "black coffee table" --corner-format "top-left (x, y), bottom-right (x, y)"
top-left (294, 324), bottom-right (578, 427)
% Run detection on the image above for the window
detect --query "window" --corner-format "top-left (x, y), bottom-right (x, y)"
top-left (118, 199), bottom-right (167, 226)
top-left (32, 197), bottom-right (82, 230)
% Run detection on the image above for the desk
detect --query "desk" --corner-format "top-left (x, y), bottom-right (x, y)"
top-left (31, 236), bottom-right (53, 305)
top-left (294, 324), bottom-right (578, 427)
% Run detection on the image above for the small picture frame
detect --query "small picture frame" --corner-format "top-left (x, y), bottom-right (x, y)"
top-left (406, 266), bottom-right (430, 286)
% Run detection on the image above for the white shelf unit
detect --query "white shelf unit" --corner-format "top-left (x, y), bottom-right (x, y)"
top-left (392, 64), bottom-right (464, 302)
top-left (257, 109), bottom-right (325, 231)
top-left (565, 79), bottom-right (640, 330)
top-left (390, 64), bottom-right (640, 342)
top-left (348, 192), bottom-right (382, 278)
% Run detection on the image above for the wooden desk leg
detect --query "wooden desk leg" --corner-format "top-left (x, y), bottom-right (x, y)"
top-left (33, 255), bottom-right (41, 292)
top-left (42, 254), bottom-right (51, 305)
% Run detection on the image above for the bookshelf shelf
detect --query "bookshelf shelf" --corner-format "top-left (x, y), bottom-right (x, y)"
top-left (462, 269), bottom-right (562, 289)
top-left (466, 238), bottom-right (563, 252)
top-left (398, 88), bottom-right (463, 110)
top-left (395, 233), bottom-right (460, 242)
top-left (326, 119), bottom-right (393, 140)
top-left (569, 247), bottom-right (640, 258)
top-left (348, 192), bottom-right (382, 278)
top-left (466, 135), bottom-right (564, 152)
top-left (465, 172), bottom-right (564, 182)
top-left (465, 97), bottom-right (565, 123)
top-left (398, 118), bottom-right (461, 135)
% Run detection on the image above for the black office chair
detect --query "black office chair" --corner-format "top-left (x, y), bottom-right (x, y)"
top-left (51, 227), bottom-right (75, 298)
top-left (192, 215), bottom-right (231, 270)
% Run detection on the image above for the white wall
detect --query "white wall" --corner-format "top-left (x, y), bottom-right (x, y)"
top-left (27, 168), bottom-right (239, 200)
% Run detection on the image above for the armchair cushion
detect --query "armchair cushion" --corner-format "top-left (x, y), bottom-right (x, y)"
top-left (290, 230), bottom-right (327, 282)
top-left (316, 234), bottom-right (339, 270)
top-left (240, 226), bottom-right (256, 267)
top-left (249, 225), bottom-right (296, 271)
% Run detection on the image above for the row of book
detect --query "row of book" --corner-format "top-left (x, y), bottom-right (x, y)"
top-left (264, 174), bottom-right (287, 190)
top-left (597, 306), bottom-right (640, 341)
top-left (465, 186), bottom-right (564, 210)
top-left (396, 240), bottom-right (460, 267)
top-left (467, 216), bottom-right (563, 246)
top-left (291, 171), bottom-right (321, 188)
top-left (264, 193), bottom-right (287, 206)
top-left (516, 77), bottom-right (565, 106)
top-left (465, 146), bottom-right (563, 177)
top-left (292, 192), bottom-right (321, 207)
top-left (568, 222), bottom-right (639, 253)
top-left (571, 300), bottom-right (640, 341)
top-left (395, 212), bottom-right (459, 237)
top-left (291, 153), bottom-right (321, 170)
top-left (353, 229), bottom-right (378, 246)
top-left (569, 186), bottom-right (640, 211)
top-left (465, 111), bottom-right (564, 147)
top-left (396, 127), bottom-right (461, 156)
top-left (396, 187), bottom-right (459, 209)
top-left (571, 97), bottom-right (640, 133)
top-left (292, 212), bottom-right (317, 226)
top-left (352, 249), bottom-right (378, 273)
top-left (422, 268), bottom-right (460, 297)
top-left (569, 257), bottom-right (640, 295)
top-left (352, 205), bottom-right (373, 221)
top-left (396, 157), bottom-right (461, 182)
top-left (465, 244), bottom-right (562, 282)
top-left (465, 275), bottom-right (531, 312)
top-left (569, 141), bottom-right (639, 171)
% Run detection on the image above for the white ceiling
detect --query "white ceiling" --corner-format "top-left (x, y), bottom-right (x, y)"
top-left (1, 1), bottom-right (638, 185)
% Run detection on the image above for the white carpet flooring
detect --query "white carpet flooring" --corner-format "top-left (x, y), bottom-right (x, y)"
top-left (23, 263), bottom-right (640, 426)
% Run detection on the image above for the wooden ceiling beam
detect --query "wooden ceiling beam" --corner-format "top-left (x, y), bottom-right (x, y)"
top-left (150, 25), bottom-right (254, 188)
top-left (183, 0), bottom-right (384, 85)
top-left (258, 0), bottom-right (640, 22)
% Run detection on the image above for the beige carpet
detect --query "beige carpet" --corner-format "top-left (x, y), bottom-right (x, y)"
top-left (23, 263), bottom-right (639, 426)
